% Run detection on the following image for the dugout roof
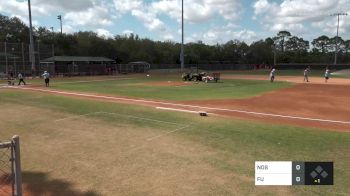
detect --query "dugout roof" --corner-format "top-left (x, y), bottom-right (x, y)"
top-left (40, 56), bottom-right (115, 63)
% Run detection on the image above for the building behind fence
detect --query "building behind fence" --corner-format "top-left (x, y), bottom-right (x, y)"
top-left (0, 136), bottom-right (22, 196)
top-left (0, 42), bottom-right (54, 76)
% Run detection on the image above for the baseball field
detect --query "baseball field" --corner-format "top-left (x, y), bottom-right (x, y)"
top-left (0, 70), bottom-right (349, 195)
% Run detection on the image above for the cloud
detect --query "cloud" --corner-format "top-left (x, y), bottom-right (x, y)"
top-left (61, 24), bottom-right (75, 34)
top-left (113, 0), bottom-right (142, 14)
top-left (131, 9), bottom-right (166, 32)
top-left (112, 0), bottom-right (243, 43)
top-left (0, 0), bottom-right (114, 31)
top-left (162, 33), bottom-right (175, 41)
top-left (186, 23), bottom-right (257, 45)
top-left (0, 0), bottom-right (47, 17)
top-left (12, 15), bottom-right (39, 26)
top-left (64, 4), bottom-right (113, 27)
top-left (33, 0), bottom-right (94, 12)
top-left (122, 29), bottom-right (134, 35)
top-left (151, 0), bottom-right (243, 23)
top-left (253, 0), bottom-right (350, 36)
top-left (0, 0), bottom-right (95, 17)
top-left (96, 28), bottom-right (113, 38)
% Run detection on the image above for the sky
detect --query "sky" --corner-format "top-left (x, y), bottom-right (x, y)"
top-left (0, 0), bottom-right (349, 45)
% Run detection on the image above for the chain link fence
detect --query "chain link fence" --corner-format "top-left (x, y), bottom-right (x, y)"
top-left (0, 136), bottom-right (22, 196)
top-left (0, 42), bottom-right (54, 77)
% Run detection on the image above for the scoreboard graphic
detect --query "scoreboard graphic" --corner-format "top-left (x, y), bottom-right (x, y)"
top-left (255, 161), bottom-right (333, 186)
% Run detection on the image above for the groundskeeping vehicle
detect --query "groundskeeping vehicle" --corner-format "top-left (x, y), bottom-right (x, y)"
top-left (182, 72), bottom-right (220, 82)
top-left (202, 72), bottom-right (220, 83)
top-left (182, 72), bottom-right (206, 81)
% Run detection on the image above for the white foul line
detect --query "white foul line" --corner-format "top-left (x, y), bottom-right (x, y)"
top-left (156, 107), bottom-right (208, 114)
top-left (17, 87), bottom-right (350, 125)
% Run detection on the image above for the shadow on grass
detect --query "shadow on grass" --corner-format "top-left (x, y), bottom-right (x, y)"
top-left (20, 171), bottom-right (100, 196)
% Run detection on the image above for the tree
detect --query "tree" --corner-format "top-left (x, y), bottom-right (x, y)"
top-left (345, 40), bottom-right (350, 53)
top-left (285, 36), bottom-right (309, 52)
top-left (312, 35), bottom-right (331, 53)
top-left (273, 31), bottom-right (292, 52)
top-left (249, 40), bottom-right (274, 64)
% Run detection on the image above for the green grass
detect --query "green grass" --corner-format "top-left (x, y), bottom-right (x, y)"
top-left (20, 75), bottom-right (291, 101)
top-left (0, 90), bottom-right (349, 195)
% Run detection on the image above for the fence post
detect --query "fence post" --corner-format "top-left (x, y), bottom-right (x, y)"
top-left (12, 135), bottom-right (22, 196)
top-left (22, 43), bottom-right (25, 74)
top-left (52, 44), bottom-right (55, 57)
top-left (37, 41), bottom-right (41, 64)
top-left (5, 42), bottom-right (8, 75)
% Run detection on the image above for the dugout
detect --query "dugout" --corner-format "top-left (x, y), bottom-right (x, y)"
top-left (118, 61), bottom-right (151, 74)
top-left (40, 56), bottom-right (116, 76)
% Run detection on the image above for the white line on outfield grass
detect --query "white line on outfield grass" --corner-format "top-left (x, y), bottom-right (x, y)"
top-left (18, 87), bottom-right (350, 125)
top-left (146, 125), bottom-right (190, 141)
top-left (54, 112), bottom-right (97, 122)
top-left (54, 111), bottom-right (189, 141)
top-left (54, 111), bottom-right (183, 126)
top-left (96, 111), bottom-right (183, 126)
top-left (54, 78), bottom-right (133, 84)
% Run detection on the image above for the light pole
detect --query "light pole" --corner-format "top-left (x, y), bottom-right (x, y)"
top-left (331, 13), bottom-right (348, 65)
top-left (12, 48), bottom-right (16, 76)
top-left (57, 15), bottom-right (63, 34)
top-left (28, 0), bottom-right (36, 76)
top-left (180, 0), bottom-right (184, 71)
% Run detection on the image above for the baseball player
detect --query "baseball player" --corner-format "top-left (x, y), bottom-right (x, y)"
top-left (303, 67), bottom-right (310, 82)
top-left (324, 68), bottom-right (330, 83)
top-left (270, 68), bottom-right (276, 82)
top-left (42, 71), bottom-right (50, 87)
top-left (17, 73), bottom-right (26, 85)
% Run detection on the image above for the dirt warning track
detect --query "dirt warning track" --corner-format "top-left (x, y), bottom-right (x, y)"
top-left (4, 82), bottom-right (350, 132)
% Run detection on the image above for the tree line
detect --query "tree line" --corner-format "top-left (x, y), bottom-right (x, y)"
top-left (1, 14), bottom-right (350, 65)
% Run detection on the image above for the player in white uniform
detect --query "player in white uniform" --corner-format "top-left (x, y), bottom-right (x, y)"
top-left (303, 67), bottom-right (310, 82)
top-left (324, 68), bottom-right (330, 83)
top-left (270, 68), bottom-right (276, 82)
top-left (42, 71), bottom-right (50, 87)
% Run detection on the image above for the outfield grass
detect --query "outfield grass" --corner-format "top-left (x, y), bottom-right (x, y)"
top-left (0, 90), bottom-right (349, 195)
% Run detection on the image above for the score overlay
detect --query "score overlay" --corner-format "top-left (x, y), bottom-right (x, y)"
top-left (255, 161), bottom-right (333, 186)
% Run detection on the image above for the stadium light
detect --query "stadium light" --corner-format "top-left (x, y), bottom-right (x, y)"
top-left (331, 13), bottom-right (348, 65)
top-left (27, 0), bottom-right (36, 76)
top-left (180, 0), bottom-right (184, 71)
top-left (57, 15), bottom-right (63, 34)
